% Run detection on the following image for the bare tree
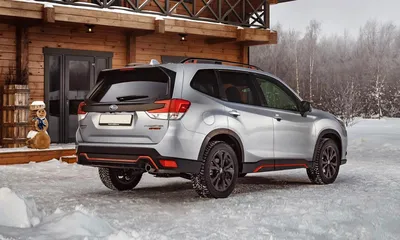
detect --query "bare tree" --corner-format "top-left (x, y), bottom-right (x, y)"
top-left (304, 20), bottom-right (321, 102)
top-left (250, 20), bottom-right (400, 119)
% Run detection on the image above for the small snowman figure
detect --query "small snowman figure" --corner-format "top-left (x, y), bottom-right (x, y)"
top-left (27, 102), bottom-right (51, 149)
top-left (34, 108), bottom-right (48, 132)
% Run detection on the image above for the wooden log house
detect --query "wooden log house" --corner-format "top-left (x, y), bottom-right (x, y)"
top-left (0, 0), bottom-right (294, 162)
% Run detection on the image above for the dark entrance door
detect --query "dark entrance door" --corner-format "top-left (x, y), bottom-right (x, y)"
top-left (44, 48), bottom-right (113, 143)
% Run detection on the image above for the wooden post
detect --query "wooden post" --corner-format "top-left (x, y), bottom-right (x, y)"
top-left (15, 25), bottom-right (29, 81)
top-left (265, 2), bottom-right (270, 29)
top-left (43, 5), bottom-right (55, 23)
top-left (241, 44), bottom-right (249, 64)
top-left (154, 19), bottom-right (165, 34)
top-left (237, 29), bottom-right (246, 42)
top-left (126, 33), bottom-right (136, 64)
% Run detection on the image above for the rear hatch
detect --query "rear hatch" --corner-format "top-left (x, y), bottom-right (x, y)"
top-left (79, 66), bottom-right (180, 144)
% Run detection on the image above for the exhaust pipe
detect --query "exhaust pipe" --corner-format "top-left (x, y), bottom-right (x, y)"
top-left (145, 163), bottom-right (154, 173)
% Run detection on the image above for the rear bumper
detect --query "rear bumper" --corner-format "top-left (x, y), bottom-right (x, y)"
top-left (341, 159), bottom-right (347, 165)
top-left (76, 145), bottom-right (202, 174)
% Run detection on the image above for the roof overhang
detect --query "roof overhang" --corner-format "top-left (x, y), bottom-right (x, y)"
top-left (0, 0), bottom-right (277, 46)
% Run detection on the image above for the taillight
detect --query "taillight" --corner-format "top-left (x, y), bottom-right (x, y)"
top-left (146, 99), bottom-right (191, 120)
top-left (77, 101), bottom-right (87, 121)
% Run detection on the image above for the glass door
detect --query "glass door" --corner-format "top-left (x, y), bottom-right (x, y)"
top-left (64, 56), bottom-right (94, 143)
top-left (44, 48), bottom-right (112, 143)
top-left (47, 55), bottom-right (62, 143)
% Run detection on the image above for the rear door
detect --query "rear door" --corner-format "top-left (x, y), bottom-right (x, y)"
top-left (79, 67), bottom-right (177, 144)
top-left (217, 70), bottom-right (274, 163)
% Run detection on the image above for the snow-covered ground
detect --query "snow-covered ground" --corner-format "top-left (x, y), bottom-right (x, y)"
top-left (0, 118), bottom-right (399, 240)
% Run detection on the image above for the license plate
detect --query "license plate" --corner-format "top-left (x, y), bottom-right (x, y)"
top-left (99, 114), bottom-right (133, 126)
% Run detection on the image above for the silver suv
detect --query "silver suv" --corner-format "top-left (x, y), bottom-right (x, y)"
top-left (76, 58), bottom-right (348, 198)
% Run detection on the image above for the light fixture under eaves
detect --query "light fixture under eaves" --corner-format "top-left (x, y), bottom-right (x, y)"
top-left (85, 24), bottom-right (95, 33)
top-left (179, 33), bottom-right (187, 41)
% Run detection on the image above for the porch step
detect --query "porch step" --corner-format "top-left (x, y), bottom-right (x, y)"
top-left (0, 147), bottom-right (76, 165)
top-left (60, 155), bottom-right (77, 164)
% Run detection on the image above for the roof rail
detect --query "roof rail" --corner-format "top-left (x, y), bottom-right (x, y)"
top-left (125, 62), bottom-right (147, 67)
top-left (180, 58), bottom-right (263, 71)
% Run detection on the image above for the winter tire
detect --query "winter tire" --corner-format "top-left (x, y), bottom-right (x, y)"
top-left (191, 141), bottom-right (238, 198)
top-left (99, 168), bottom-right (142, 191)
top-left (307, 139), bottom-right (340, 184)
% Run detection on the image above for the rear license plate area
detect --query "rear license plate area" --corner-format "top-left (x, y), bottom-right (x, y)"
top-left (99, 114), bottom-right (133, 126)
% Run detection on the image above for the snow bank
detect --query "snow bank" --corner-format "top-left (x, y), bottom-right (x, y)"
top-left (0, 188), bottom-right (43, 228)
top-left (0, 188), bottom-right (137, 240)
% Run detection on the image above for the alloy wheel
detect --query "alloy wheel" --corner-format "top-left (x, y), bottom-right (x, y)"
top-left (209, 150), bottom-right (235, 191)
top-left (321, 146), bottom-right (338, 179)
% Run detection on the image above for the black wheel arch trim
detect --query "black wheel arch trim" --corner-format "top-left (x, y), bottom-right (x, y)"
top-left (313, 129), bottom-right (343, 165)
top-left (198, 129), bottom-right (244, 166)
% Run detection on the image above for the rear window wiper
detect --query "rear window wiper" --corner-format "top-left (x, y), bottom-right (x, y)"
top-left (116, 95), bottom-right (149, 102)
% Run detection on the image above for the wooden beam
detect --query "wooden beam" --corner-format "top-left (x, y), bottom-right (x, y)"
top-left (42, 5), bottom-right (55, 23)
top-left (237, 28), bottom-right (272, 42)
top-left (15, 25), bottom-right (29, 81)
top-left (164, 19), bottom-right (237, 39)
top-left (0, 0), bottom-right (275, 44)
top-left (55, 14), bottom-right (154, 30)
top-left (0, 0), bottom-right (42, 19)
top-left (269, 31), bottom-right (278, 44)
top-left (126, 33), bottom-right (136, 64)
top-left (241, 44), bottom-right (249, 64)
top-left (131, 30), bottom-right (153, 37)
top-left (154, 19), bottom-right (165, 34)
top-left (206, 37), bottom-right (236, 45)
top-left (242, 41), bottom-right (274, 46)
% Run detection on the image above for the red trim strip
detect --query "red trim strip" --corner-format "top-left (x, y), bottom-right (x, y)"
top-left (253, 163), bottom-right (308, 173)
top-left (80, 153), bottom-right (159, 170)
top-left (253, 164), bottom-right (274, 173)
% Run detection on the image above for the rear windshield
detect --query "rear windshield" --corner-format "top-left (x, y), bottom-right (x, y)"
top-left (88, 67), bottom-right (175, 103)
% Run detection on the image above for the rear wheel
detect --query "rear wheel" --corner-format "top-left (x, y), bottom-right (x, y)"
top-left (99, 168), bottom-right (142, 191)
top-left (307, 139), bottom-right (340, 184)
top-left (191, 141), bottom-right (238, 198)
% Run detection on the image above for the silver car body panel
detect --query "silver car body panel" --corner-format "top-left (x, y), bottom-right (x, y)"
top-left (76, 63), bottom-right (348, 167)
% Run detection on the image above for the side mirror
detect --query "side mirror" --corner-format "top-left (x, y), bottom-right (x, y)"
top-left (300, 101), bottom-right (312, 115)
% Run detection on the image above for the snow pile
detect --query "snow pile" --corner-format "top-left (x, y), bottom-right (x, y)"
top-left (0, 188), bottom-right (43, 228)
top-left (0, 188), bottom-right (136, 240)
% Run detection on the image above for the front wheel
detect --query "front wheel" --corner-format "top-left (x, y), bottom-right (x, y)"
top-left (99, 168), bottom-right (142, 191)
top-left (307, 139), bottom-right (340, 184)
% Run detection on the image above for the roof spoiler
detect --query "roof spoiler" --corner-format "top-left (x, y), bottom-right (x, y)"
top-left (125, 59), bottom-right (160, 67)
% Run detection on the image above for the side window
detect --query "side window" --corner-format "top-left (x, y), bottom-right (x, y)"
top-left (190, 70), bottom-right (219, 98)
top-left (255, 76), bottom-right (299, 111)
top-left (219, 71), bottom-right (258, 105)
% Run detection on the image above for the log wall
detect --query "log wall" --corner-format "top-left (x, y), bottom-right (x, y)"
top-left (27, 23), bottom-right (242, 102)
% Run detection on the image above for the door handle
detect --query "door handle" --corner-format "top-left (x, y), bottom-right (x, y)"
top-left (274, 114), bottom-right (282, 122)
top-left (228, 110), bottom-right (240, 117)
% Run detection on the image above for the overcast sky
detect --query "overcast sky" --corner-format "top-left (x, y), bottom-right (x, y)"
top-left (271, 0), bottom-right (400, 37)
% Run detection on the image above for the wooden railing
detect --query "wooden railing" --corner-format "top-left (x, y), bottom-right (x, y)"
top-left (37, 0), bottom-right (270, 28)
